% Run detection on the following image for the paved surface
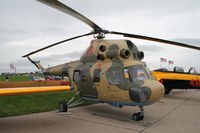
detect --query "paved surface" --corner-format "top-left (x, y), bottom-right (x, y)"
top-left (0, 90), bottom-right (200, 133)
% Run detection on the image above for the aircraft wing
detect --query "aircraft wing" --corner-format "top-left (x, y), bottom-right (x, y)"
top-left (0, 86), bottom-right (71, 96)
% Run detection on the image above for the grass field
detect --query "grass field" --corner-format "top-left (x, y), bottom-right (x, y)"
top-left (0, 91), bottom-right (95, 118)
top-left (0, 75), bottom-right (95, 117)
top-left (0, 75), bottom-right (31, 82)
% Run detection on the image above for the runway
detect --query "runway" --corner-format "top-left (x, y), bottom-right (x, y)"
top-left (0, 90), bottom-right (200, 133)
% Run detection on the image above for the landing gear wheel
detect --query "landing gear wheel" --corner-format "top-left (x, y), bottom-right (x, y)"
top-left (132, 112), bottom-right (144, 121)
top-left (165, 88), bottom-right (172, 94)
top-left (59, 101), bottom-right (68, 112)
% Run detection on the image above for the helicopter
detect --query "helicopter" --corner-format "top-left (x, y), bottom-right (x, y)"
top-left (22, 0), bottom-right (200, 121)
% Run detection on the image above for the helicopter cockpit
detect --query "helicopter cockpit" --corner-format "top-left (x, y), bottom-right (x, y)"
top-left (126, 65), bottom-right (152, 81)
top-left (106, 65), bottom-right (154, 84)
top-left (106, 64), bottom-right (155, 88)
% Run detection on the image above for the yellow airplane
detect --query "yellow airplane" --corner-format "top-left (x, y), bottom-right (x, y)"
top-left (152, 67), bottom-right (200, 94)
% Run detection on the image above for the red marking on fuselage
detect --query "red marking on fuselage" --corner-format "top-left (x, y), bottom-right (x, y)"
top-left (85, 45), bottom-right (94, 56)
top-left (90, 40), bottom-right (94, 44)
top-left (98, 64), bottom-right (102, 68)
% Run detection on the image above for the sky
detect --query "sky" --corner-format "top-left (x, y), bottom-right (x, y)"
top-left (0, 0), bottom-right (200, 73)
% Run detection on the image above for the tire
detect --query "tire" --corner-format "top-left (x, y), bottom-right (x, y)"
top-left (165, 88), bottom-right (172, 94)
top-left (59, 101), bottom-right (68, 112)
top-left (132, 112), bottom-right (144, 121)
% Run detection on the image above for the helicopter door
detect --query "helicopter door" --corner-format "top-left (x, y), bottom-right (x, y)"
top-left (107, 68), bottom-right (124, 86)
top-left (73, 70), bottom-right (97, 98)
top-left (92, 68), bottom-right (101, 94)
top-left (105, 67), bottom-right (126, 100)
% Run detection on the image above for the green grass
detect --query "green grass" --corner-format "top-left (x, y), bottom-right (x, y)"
top-left (0, 91), bottom-right (96, 118)
top-left (0, 75), bottom-right (31, 82)
top-left (0, 75), bottom-right (96, 117)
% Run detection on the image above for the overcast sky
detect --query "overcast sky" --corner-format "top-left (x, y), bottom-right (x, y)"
top-left (0, 0), bottom-right (200, 73)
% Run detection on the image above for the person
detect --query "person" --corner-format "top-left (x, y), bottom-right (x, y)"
top-left (5, 75), bottom-right (8, 82)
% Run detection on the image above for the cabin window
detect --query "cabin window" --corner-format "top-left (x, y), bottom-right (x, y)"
top-left (80, 70), bottom-right (88, 82)
top-left (73, 70), bottom-right (80, 82)
top-left (107, 68), bottom-right (124, 85)
top-left (93, 69), bottom-right (101, 82)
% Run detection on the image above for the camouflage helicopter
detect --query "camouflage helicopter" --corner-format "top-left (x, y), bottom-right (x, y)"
top-left (23, 0), bottom-right (200, 121)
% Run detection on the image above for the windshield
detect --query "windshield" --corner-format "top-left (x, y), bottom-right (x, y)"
top-left (127, 65), bottom-right (150, 81)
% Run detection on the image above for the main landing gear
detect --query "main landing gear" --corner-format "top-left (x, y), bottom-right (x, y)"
top-left (59, 101), bottom-right (68, 112)
top-left (132, 106), bottom-right (144, 121)
top-left (165, 88), bottom-right (172, 94)
top-left (58, 91), bottom-right (83, 112)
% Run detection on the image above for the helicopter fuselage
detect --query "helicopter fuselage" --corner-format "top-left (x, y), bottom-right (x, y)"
top-left (43, 39), bottom-right (165, 107)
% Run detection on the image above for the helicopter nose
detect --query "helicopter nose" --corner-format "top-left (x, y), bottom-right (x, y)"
top-left (129, 80), bottom-right (165, 103)
top-left (129, 86), bottom-right (151, 103)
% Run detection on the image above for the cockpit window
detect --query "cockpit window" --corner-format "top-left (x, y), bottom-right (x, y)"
top-left (188, 67), bottom-right (198, 74)
top-left (107, 68), bottom-right (124, 85)
top-left (127, 65), bottom-right (150, 81)
top-left (73, 70), bottom-right (80, 82)
top-left (146, 68), bottom-right (154, 79)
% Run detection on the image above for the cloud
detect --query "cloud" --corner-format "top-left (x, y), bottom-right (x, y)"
top-left (138, 44), bottom-right (164, 52)
top-left (0, 0), bottom-right (200, 73)
top-left (174, 38), bottom-right (200, 47)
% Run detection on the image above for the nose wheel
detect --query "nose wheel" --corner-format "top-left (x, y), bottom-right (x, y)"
top-left (132, 106), bottom-right (144, 121)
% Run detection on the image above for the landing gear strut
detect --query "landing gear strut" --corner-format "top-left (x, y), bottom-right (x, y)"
top-left (58, 91), bottom-right (83, 112)
top-left (132, 106), bottom-right (144, 121)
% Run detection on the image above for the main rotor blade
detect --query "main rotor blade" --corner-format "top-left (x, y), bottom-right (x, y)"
top-left (36, 0), bottom-right (101, 32)
top-left (109, 31), bottom-right (200, 50)
top-left (22, 32), bottom-right (93, 57)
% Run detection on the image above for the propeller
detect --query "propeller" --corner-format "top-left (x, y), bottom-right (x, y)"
top-left (108, 31), bottom-right (200, 50)
top-left (36, 0), bottom-right (101, 32)
top-left (23, 0), bottom-right (200, 57)
top-left (22, 32), bottom-right (93, 57)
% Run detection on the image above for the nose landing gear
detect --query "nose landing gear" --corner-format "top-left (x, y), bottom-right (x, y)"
top-left (132, 106), bottom-right (144, 121)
